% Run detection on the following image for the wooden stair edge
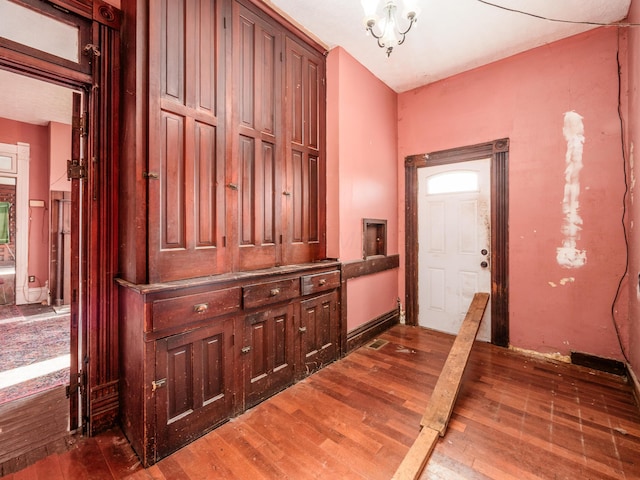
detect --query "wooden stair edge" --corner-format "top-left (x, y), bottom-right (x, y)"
top-left (392, 292), bottom-right (490, 480)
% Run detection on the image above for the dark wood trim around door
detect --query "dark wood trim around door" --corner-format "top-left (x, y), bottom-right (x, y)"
top-left (404, 139), bottom-right (509, 346)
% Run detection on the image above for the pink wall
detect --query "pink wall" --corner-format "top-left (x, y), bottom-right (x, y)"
top-left (398, 28), bottom-right (627, 360)
top-left (327, 47), bottom-right (400, 331)
top-left (626, 0), bottom-right (640, 375)
top-left (49, 122), bottom-right (72, 193)
top-left (0, 117), bottom-right (50, 291)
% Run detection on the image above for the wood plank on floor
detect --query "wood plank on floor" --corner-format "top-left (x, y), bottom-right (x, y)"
top-left (391, 427), bottom-right (440, 480)
top-left (421, 292), bottom-right (489, 434)
top-left (393, 292), bottom-right (489, 480)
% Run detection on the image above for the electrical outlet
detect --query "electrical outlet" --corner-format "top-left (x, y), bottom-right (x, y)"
top-left (28, 275), bottom-right (35, 283)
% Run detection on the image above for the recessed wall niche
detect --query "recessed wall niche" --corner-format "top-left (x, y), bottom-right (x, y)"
top-left (363, 218), bottom-right (387, 258)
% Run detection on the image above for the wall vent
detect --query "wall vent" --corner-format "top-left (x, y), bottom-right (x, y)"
top-left (366, 338), bottom-right (388, 350)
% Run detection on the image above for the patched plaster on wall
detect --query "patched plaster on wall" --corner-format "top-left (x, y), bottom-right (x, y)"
top-left (557, 111), bottom-right (587, 268)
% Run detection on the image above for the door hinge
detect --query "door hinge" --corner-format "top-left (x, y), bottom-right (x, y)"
top-left (73, 113), bottom-right (87, 137)
top-left (67, 159), bottom-right (87, 180)
top-left (152, 378), bottom-right (167, 392)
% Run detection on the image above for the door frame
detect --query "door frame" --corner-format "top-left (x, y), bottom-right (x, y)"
top-left (0, 142), bottom-right (28, 305)
top-left (0, 0), bottom-right (121, 434)
top-left (405, 139), bottom-right (509, 346)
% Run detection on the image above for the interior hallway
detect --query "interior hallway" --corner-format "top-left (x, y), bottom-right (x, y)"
top-left (1, 324), bottom-right (639, 479)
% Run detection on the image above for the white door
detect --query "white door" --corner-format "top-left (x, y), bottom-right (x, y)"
top-left (417, 158), bottom-right (491, 341)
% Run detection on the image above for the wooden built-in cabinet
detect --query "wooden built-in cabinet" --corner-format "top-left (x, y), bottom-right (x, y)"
top-left (119, 0), bottom-right (334, 466)
top-left (125, 0), bottom-right (326, 285)
top-left (119, 263), bottom-right (340, 466)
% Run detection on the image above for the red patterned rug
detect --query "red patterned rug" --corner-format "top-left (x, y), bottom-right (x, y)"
top-left (0, 304), bottom-right (70, 404)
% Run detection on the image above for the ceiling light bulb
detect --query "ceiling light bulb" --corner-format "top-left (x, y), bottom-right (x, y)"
top-left (402, 0), bottom-right (421, 20)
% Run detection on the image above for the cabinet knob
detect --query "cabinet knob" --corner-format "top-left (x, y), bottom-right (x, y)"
top-left (270, 288), bottom-right (280, 297)
top-left (318, 279), bottom-right (327, 286)
top-left (227, 183), bottom-right (238, 190)
top-left (299, 326), bottom-right (307, 333)
top-left (193, 303), bottom-right (209, 314)
top-left (241, 346), bottom-right (251, 354)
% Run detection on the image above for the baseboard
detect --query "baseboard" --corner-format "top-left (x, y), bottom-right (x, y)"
top-left (570, 351), bottom-right (627, 376)
top-left (628, 364), bottom-right (640, 408)
top-left (346, 309), bottom-right (399, 353)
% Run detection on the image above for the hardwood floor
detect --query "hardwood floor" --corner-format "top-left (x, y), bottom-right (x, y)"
top-left (0, 386), bottom-right (69, 470)
top-left (3, 325), bottom-right (640, 479)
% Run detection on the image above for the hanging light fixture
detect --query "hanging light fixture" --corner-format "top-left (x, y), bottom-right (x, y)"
top-left (361, 0), bottom-right (420, 57)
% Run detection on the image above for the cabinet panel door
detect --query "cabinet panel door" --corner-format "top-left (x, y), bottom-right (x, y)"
top-left (283, 37), bottom-right (326, 264)
top-left (148, 0), bottom-right (228, 282)
top-left (155, 317), bottom-right (234, 460)
top-left (242, 303), bottom-right (295, 409)
top-left (299, 291), bottom-right (338, 375)
top-left (232, 3), bottom-right (283, 271)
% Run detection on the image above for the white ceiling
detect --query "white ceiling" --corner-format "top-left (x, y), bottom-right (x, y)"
top-left (267, 0), bottom-right (631, 92)
top-left (0, 69), bottom-right (73, 126)
top-left (0, 0), bottom-right (631, 126)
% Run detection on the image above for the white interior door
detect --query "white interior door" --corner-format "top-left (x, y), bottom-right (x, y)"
top-left (417, 158), bottom-right (491, 341)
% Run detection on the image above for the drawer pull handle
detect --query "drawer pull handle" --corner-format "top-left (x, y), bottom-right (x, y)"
top-left (270, 288), bottom-right (280, 297)
top-left (299, 326), bottom-right (307, 333)
top-left (318, 279), bottom-right (327, 286)
top-left (241, 346), bottom-right (251, 354)
top-left (193, 303), bottom-right (209, 314)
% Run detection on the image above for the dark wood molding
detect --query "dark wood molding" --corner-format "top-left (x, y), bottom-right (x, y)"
top-left (93, 0), bottom-right (121, 29)
top-left (405, 139), bottom-right (510, 168)
top-left (405, 162), bottom-right (418, 328)
top-left (346, 309), bottom-right (399, 353)
top-left (492, 149), bottom-right (509, 346)
top-left (85, 20), bottom-right (121, 435)
top-left (342, 254), bottom-right (400, 280)
top-left (404, 139), bottom-right (509, 347)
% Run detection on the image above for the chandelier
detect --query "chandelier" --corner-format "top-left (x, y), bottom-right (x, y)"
top-left (361, 0), bottom-right (420, 57)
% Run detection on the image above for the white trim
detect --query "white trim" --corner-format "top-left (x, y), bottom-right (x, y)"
top-left (0, 141), bottom-right (32, 305)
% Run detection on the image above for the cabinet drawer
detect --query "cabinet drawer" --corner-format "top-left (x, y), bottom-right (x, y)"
top-left (152, 287), bottom-right (241, 332)
top-left (242, 278), bottom-right (300, 309)
top-left (301, 270), bottom-right (340, 296)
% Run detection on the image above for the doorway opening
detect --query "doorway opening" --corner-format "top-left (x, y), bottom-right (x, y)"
top-left (404, 139), bottom-right (509, 346)
top-left (0, 68), bottom-right (77, 466)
